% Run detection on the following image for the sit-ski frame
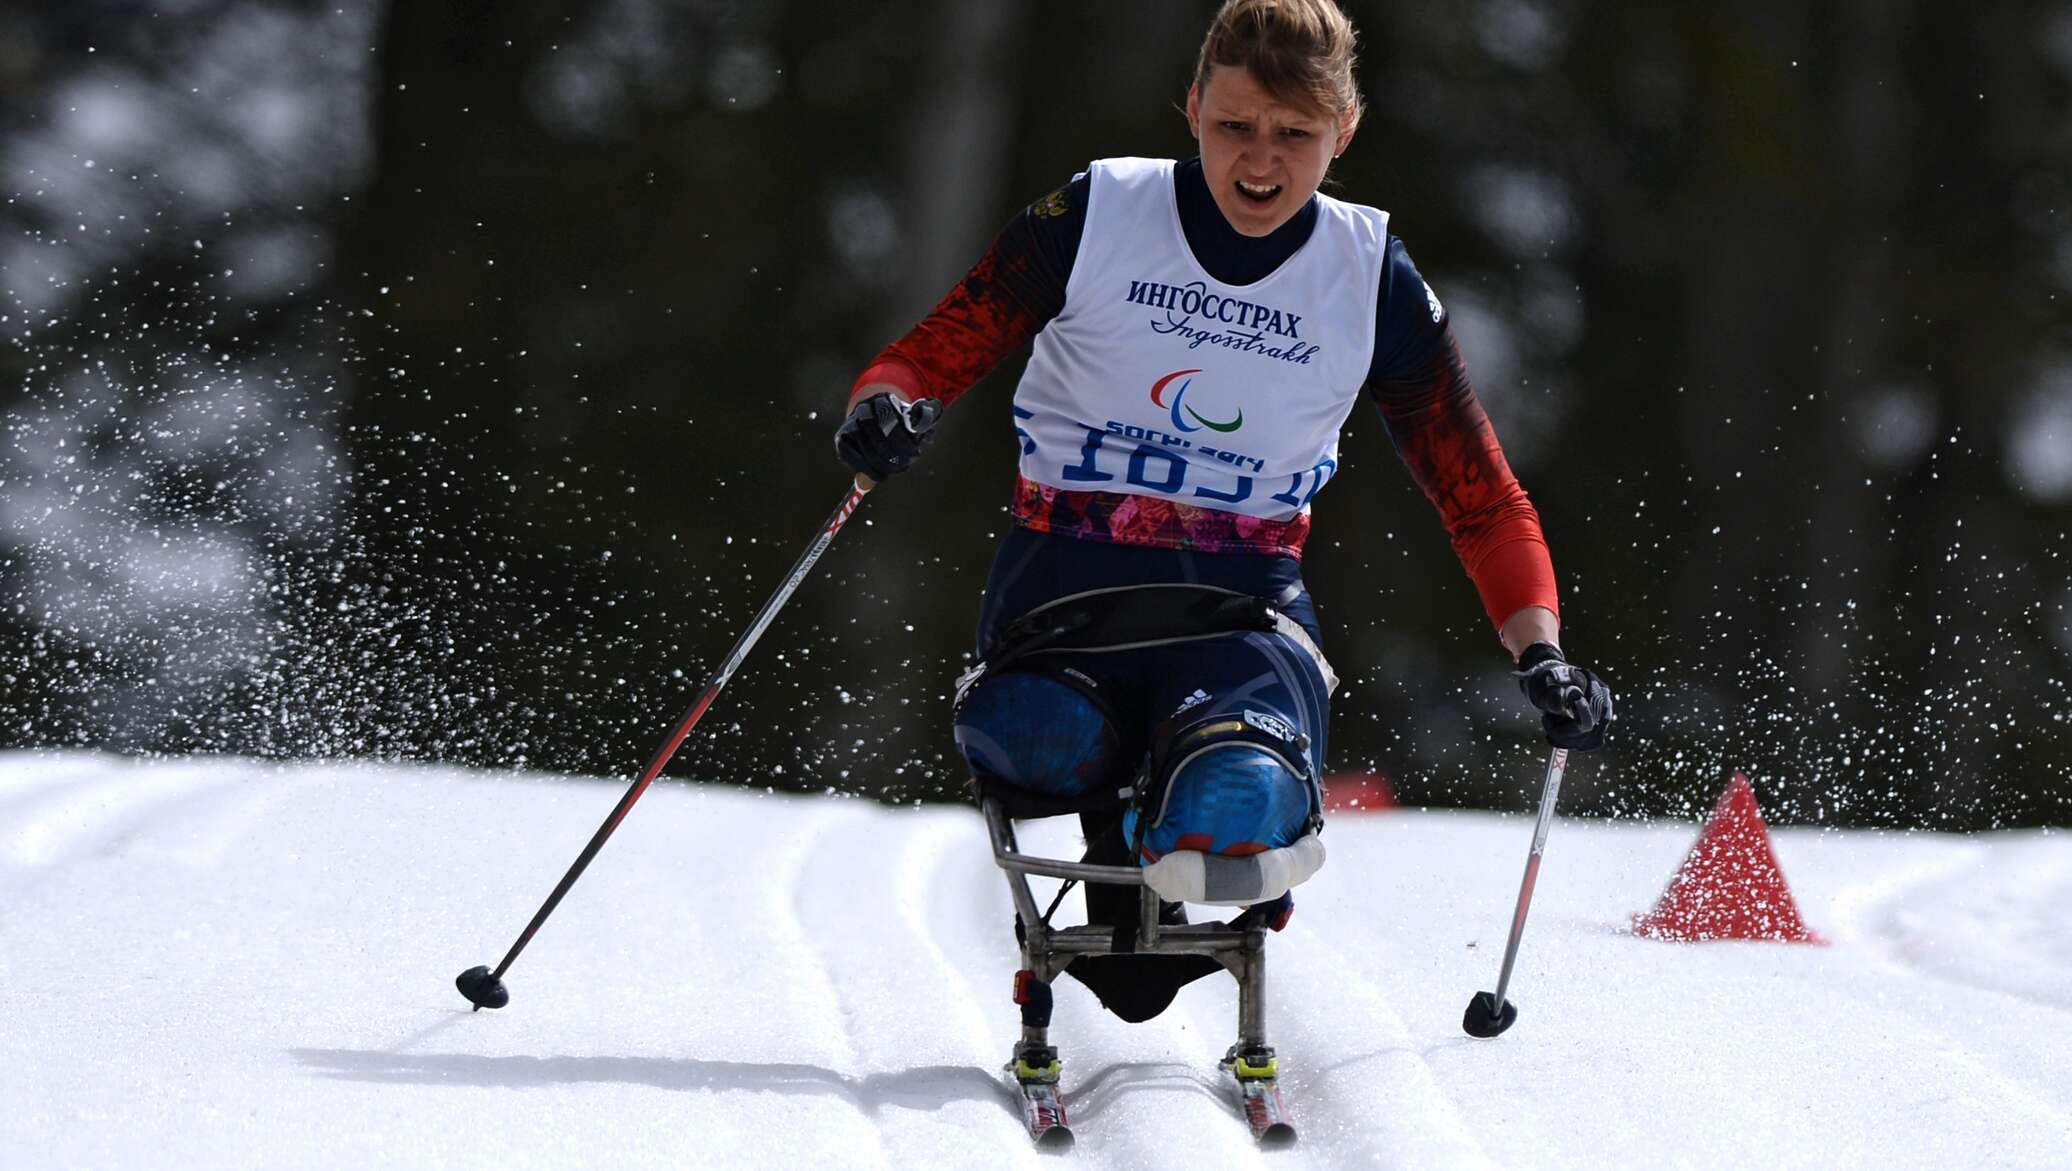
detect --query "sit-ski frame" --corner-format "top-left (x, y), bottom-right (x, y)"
top-left (980, 792), bottom-right (1295, 1148)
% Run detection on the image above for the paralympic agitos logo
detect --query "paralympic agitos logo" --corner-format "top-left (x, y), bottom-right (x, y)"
top-left (1150, 369), bottom-right (1243, 434)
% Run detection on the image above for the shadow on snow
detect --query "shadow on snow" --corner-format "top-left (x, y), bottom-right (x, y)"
top-left (293, 1044), bottom-right (1010, 1118)
top-left (293, 1029), bottom-right (1236, 1131)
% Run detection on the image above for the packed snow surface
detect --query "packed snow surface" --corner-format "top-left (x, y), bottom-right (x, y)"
top-left (2, 752), bottom-right (2066, 1169)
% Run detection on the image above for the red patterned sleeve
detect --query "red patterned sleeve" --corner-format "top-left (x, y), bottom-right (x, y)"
top-left (849, 184), bottom-right (1079, 409)
top-left (1369, 328), bottom-right (1560, 630)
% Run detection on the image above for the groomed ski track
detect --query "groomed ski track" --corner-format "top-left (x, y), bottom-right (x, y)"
top-left (1, 752), bottom-right (2066, 1169)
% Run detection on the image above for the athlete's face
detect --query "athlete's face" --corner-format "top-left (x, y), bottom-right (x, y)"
top-left (1187, 65), bottom-right (1357, 238)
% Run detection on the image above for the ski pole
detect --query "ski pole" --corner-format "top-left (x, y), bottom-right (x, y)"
top-left (457, 475), bottom-right (875, 1011)
top-left (1461, 745), bottom-right (1568, 1038)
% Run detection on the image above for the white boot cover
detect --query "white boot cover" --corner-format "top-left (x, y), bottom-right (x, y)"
top-left (1140, 833), bottom-right (1325, 907)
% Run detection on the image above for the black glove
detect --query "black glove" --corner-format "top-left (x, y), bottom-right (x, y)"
top-left (834, 393), bottom-right (943, 482)
top-left (1515, 642), bottom-right (1614, 751)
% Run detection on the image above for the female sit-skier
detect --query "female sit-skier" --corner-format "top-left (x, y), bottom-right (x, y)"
top-left (835, 0), bottom-right (1612, 1082)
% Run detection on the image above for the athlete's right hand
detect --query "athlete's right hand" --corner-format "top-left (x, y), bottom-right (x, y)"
top-left (835, 391), bottom-right (943, 482)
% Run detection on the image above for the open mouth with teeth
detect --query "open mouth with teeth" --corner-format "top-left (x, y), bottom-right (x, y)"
top-left (1235, 180), bottom-right (1282, 204)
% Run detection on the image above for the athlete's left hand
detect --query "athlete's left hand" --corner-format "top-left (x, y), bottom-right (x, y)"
top-left (1515, 642), bottom-right (1614, 751)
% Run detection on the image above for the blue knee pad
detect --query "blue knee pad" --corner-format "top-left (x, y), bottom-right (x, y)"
top-left (953, 669), bottom-right (1127, 798)
top-left (1126, 742), bottom-right (1311, 861)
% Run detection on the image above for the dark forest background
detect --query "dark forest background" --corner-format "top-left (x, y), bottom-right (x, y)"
top-left (1, 1), bottom-right (2067, 828)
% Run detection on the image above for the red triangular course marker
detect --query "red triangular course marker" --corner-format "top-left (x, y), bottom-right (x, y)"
top-left (1322, 772), bottom-right (1398, 813)
top-left (1632, 772), bottom-right (1824, 944)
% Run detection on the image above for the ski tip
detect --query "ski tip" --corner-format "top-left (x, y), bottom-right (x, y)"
top-left (1257, 1121), bottom-right (1298, 1149)
top-left (1034, 1125), bottom-right (1075, 1153)
top-left (1461, 989), bottom-right (1518, 1038)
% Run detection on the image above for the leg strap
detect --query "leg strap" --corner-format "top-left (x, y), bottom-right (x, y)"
top-left (956, 583), bottom-right (1337, 716)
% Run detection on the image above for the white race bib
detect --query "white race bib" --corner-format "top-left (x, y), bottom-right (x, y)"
top-left (1013, 157), bottom-right (1387, 520)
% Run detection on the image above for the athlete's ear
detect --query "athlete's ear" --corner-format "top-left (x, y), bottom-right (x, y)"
top-left (1185, 82), bottom-right (1203, 140)
top-left (1334, 105), bottom-right (1358, 158)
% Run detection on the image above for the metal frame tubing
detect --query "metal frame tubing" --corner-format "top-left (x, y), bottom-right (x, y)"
top-left (983, 795), bottom-right (1270, 1017)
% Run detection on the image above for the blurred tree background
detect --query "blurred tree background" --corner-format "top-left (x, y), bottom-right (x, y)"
top-left (1, 0), bottom-right (2067, 828)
